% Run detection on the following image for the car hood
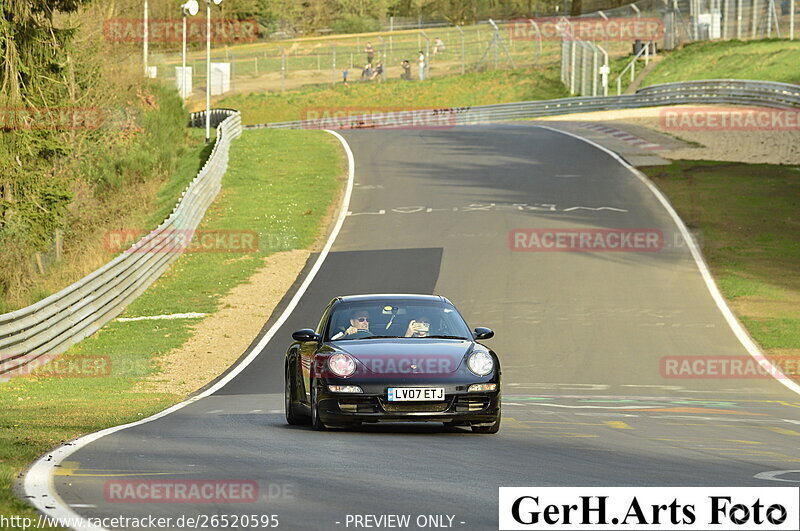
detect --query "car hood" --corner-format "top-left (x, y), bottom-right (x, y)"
top-left (326, 338), bottom-right (474, 375)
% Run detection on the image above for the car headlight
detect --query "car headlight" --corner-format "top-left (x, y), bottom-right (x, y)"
top-left (467, 351), bottom-right (494, 376)
top-left (328, 353), bottom-right (356, 377)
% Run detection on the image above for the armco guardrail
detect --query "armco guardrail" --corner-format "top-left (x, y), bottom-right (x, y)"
top-left (246, 80), bottom-right (800, 130)
top-left (0, 109), bottom-right (242, 378)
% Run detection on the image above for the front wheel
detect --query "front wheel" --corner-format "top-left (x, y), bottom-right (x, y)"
top-left (471, 411), bottom-right (501, 434)
top-left (285, 361), bottom-right (307, 425)
top-left (310, 380), bottom-right (327, 431)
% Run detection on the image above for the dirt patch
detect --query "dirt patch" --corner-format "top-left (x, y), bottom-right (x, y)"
top-left (142, 248), bottom-right (311, 396)
top-left (537, 105), bottom-right (800, 165)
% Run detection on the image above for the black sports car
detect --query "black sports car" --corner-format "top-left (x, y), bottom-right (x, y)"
top-left (284, 294), bottom-right (501, 433)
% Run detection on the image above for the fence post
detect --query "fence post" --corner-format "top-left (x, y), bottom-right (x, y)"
top-left (767, 0), bottom-right (773, 36)
top-left (592, 45), bottom-right (598, 96)
top-left (331, 45), bottom-right (336, 86)
top-left (737, 0), bottom-right (743, 38)
top-left (751, 0), bottom-right (759, 38)
top-left (457, 25), bottom-right (465, 74)
top-left (569, 40), bottom-right (576, 93)
top-left (791, 0), bottom-right (796, 39)
top-left (280, 48), bottom-right (285, 92)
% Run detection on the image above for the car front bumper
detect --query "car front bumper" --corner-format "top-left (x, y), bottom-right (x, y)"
top-left (316, 383), bottom-right (501, 425)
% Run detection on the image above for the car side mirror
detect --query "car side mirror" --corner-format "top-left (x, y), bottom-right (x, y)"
top-left (473, 327), bottom-right (494, 340)
top-left (292, 329), bottom-right (319, 342)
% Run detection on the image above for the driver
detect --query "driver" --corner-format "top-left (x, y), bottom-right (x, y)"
top-left (332, 309), bottom-right (372, 339)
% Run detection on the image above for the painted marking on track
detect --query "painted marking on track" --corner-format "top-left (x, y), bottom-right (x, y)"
top-left (206, 410), bottom-right (224, 414)
top-left (563, 206), bottom-right (629, 212)
top-left (248, 409), bottom-right (262, 413)
top-left (525, 420), bottom-right (606, 426)
top-left (54, 462), bottom-right (187, 478)
top-left (766, 427), bottom-right (800, 436)
top-left (346, 209), bottom-right (385, 216)
top-left (537, 432), bottom-right (600, 438)
top-left (70, 504), bottom-right (97, 508)
top-left (117, 312), bottom-right (206, 322)
top-left (503, 417), bottom-right (529, 429)
top-left (754, 470), bottom-right (800, 483)
top-left (625, 407), bottom-right (764, 416)
top-left (604, 421), bottom-right (633, 429)
top-left (346, 203), bottom-right (628, 216)
top-left (536, 403), bottom-right (658, 410)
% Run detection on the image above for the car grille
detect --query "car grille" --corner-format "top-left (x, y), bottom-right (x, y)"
top-left (453, 396), bottom-right (490, 412)
top-left (338, 398), bottom-right (379, 413)
top-left (381, 401), bottom-right (450, 413)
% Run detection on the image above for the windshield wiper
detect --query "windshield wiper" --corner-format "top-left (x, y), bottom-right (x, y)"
top-left (425, 335), bottom-right (469, 340)
top-left (350, 335), bottom-right (400, 340)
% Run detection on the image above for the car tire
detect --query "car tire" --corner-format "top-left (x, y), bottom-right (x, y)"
top-left (471, 412), bottom-right (501, 434)
top-left (310, 380), bottom-right (327, 431)
top-left (285, 360), bottom-right (307, 425)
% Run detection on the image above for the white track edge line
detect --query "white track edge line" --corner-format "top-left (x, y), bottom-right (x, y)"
top-left (535, 124), bottom-right (800, 397)
top-left (21, 130), bottom-right (356, 531)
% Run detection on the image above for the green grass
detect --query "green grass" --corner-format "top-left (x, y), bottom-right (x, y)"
top-left (145, 129), bottom-right (216, 229)
top-left (642, 39), bottom-right (800, 86)
top-left (218, 66), bottom-right (569, 125)
top-left (0, 128), bottom-right (344, 518)
top-left (643, 160), bottom-right (800, 354)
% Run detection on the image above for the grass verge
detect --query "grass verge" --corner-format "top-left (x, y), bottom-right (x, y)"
top-left (0, 128), bottom-right (344, 518)
top-left (642, 39), bottom-right (800, 86)
top-left (642, 160), bottom-right (800, 374)
top-left (218, 65), bottom-right (568, 125)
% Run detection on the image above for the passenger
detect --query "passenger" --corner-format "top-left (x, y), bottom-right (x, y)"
top-left (405, 314), bottom-right (431, 337)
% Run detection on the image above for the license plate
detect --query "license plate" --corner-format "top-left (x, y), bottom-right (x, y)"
top-left (387, 387), bottom-right (445, 401)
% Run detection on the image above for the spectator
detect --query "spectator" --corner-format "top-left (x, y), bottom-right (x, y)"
top-left (361, 63), bottom-right (373, 80)
top-left (400, 60), bottom-right (411, 80)
top-left (365, 42), bottom-right (375, 64)
top-left (433, 37), bottom-right (445, 55)
top-left (370, 61), bottom-right (384, 82)
top-left (418, 51), bottom-right (425, 80)
top-left (342, 68), bottom-right (349, 84)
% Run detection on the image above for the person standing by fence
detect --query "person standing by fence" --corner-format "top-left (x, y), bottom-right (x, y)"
top-left (365, 43), bottom-right (375, 65)
top-left (418, 51), bottom-right (425, 80)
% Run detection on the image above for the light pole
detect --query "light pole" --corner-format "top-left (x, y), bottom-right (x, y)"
top-left (205, 0), bottom-right (222, 145)
top-left (181, 1), bottom-right (199, 99)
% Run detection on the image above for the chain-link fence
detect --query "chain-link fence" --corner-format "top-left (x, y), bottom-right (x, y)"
top-left (559, 0), bottom-right (797, 95)
top-left (150, 21), bottom-right (566, 97)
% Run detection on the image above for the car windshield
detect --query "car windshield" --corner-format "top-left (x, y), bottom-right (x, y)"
top-left (325, 299), bottom-right (472, 341)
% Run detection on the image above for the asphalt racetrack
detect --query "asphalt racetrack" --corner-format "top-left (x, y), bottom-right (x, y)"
top-left (47, 125), bottom-right (800, 530)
